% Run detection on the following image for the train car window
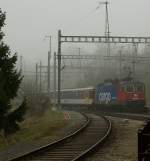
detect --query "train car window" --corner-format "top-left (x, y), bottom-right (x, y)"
top-left (126, 84), bottom-right (134, 92)
top-left (69, 91), bottom-right (72, 98)
top-left (79, 91), bottom-right (82, 98)
top-left (72, 91), bottom-right (75, 98)
top-left (76, 91), bottom-right (78, 97)
top-left (71, 91), bottom-right (74, 99)
top-left (81, 91), bottom-right (84, 98)
top-left (63, 91), bottom-right (66, 98)
top-left (67, 91), bottom-right (70, 98)
top-left (135, 84), bottom-right (144, 92)
top-left (89, 90), bottom-right (92, 97)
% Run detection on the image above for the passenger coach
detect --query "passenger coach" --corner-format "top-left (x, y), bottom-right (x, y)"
top-left (60, 87), bottom-right (95, 106)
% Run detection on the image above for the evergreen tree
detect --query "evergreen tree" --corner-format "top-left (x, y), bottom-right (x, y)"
top-left (0, 9), bottom-right (26, 137)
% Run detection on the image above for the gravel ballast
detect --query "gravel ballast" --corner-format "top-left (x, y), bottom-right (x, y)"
top-left (86, 116), bottom-right (144, 161)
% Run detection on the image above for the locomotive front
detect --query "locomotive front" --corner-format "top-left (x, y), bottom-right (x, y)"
top-left (119, 81), bottom-right (145, 107)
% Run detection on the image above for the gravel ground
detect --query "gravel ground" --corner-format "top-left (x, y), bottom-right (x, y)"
top-left (86, 116), bottom-right (144, 161)
top-left (0, 111), bottom-right (86, 161)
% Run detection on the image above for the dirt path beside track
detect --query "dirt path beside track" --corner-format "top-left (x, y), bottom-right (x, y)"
top-left (86, 116), bottom-right (144, 161)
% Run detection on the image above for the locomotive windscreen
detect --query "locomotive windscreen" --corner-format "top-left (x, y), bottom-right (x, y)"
top-left (122, 82), bottom-right (145, 93)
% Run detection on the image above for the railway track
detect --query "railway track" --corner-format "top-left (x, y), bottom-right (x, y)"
top-left (9, 114), bottom-right (111, 161)
top-left (95, 111), bottom-right (150, 121)
top-left (74, 108), bottom-right (150, 121)
top-left (64, 105), bottom-right (150, 121)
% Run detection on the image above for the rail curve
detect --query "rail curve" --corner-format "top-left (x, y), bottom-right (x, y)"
top-left (9, 113), bottom-right (111, 161)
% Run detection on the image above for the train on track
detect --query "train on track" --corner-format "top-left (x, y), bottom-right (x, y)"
top-left (52, 80), bottom-right (146, 111)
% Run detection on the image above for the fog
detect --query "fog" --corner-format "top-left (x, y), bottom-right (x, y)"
top-left (1, 0), bottom-right (150, 65)
top-left (1, 0), bottom-right (150, 92)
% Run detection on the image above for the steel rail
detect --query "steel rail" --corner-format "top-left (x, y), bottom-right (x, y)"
top-left (103, 112), bottom-right (150, 121)
top-left (71, 115), bottom-right (112, 161)
top-left (89, 110), bottom-right (150, 121)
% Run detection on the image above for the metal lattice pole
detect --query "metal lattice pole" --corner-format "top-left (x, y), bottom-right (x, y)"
top-left (58, 30), bottom-right (61, 107)
top-left (54, 52), bottom-right (57, 105)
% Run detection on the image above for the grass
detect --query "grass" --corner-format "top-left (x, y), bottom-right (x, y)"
top-left (144, 76), bottom-right (150, 105)
top-left (0, 110), bottom-right (69, 150)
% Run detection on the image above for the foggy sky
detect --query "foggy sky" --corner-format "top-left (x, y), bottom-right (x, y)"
top-left (1, 0), bottom-right (150, 70)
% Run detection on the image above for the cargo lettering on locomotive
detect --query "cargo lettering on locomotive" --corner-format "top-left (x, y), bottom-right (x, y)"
top-left (98, 92), bottom-right (111, 104)
top-left (95, 84), bottom-right (117, 105)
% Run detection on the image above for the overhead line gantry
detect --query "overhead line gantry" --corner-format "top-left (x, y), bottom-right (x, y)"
top-left (57, 30), bottom-right (150, 106)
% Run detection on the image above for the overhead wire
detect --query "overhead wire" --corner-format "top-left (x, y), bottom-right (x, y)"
top-left (63, 4), bottom-right (102, 32)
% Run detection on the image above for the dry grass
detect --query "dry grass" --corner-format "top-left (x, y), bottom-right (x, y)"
top-left (0, 110), bottom-right (69, 149)
top-left (144, 76), bottom-right (150, 106)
